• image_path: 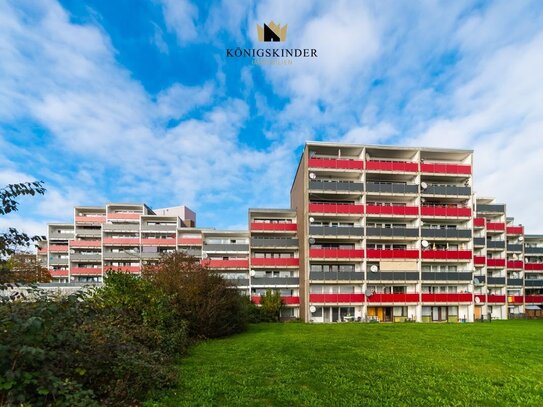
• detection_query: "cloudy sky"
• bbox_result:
[1,0,543,236]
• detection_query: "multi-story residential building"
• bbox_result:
[37,142,542,322]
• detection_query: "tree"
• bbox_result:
[260,289,284,322]
[0,252,51,284]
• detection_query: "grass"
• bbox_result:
[147,321,543,406]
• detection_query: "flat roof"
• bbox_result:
[305,141,473,154]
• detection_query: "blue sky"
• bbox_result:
[1,0,543,235]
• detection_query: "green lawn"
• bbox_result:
[147,321,543,406]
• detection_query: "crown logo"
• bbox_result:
[257,22,287,42]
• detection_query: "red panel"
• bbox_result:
[309,249,364,259]
[367,293,419,303]
[508,295,524,304]
[38,248,47,254]
[487,295,506,303]
[203,259,249,268]
[103,238,140,245]
[251,258,299,267]
[48,245,69,252]
[421,293,473,302]
[421,206,471,217]
[141,238,176,246]
[487,258,506,267]
[525,295,543,304]
[70,267,102,275]
[308,158,364,170]
[420,163,471,174]
[69,240,101,247]
[177,238,203,245]
[366,249,419,259]
[250,223,297,231]
[309,293,365,303]
[474,294,486,303]
[309,203,364,214]
[506,226,524,235]
[50,270,69,277]
[487,222,505,231]
[108,213,141,220]
[525,263,543,271]
[251,296,301,305]
[422,250,472,260]
[474,256,486,265]
[474,218,486,227]
[507,261,524,269]
[75,216,105,223]
[365,160,418,172]
[366,205,419,216]
[104,266,141,273]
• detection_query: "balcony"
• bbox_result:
[108,213,141,220]
[473,218,486,227]
[75,215,105,223]
[69,240,101,248]
[507,261,524,269]
[177,238,203,245]
[487,258,506,268]
[309,225,364,237]
[506,226,524,235]
[309,249,364,259]
[422,185,471,196]
[70,253,101,262]
[308,158,363,170]
[421,272,473,281]
[104,266,141,273]
[48,245,69,252]
[366,227,418,238]
[367,293,419,303]
[366,205,418,216]
[366,182,419,194]
[252,296,300,305]
[420,163,471,175]
[366,249,418,259]
[251,258,300,267]
[309,180,364,192]
[487,277,506,285]
[103,252,139,260]
[251,277,300,286]
[103,238,140,245]
[525,263,543,271]
[477,204,505,213]
[487,222,505,231]
[49,270,69,277]
[420,206,471,217]
[486,295,506,303]
[250,223,297,232]
[487,240,505,249]
[421,229,472,239]
[103,223,139,232]
[70,267,102,276]
[309,203,364,215]
[366,271,419,281]
[473,237,486,246]
[507,278,523,286]
[309,271,364,281]
[202,259,249,269]
[250,238,299,248]
[525,247,543,254]
[508,295,524,304]
[204,243,249,252]
[474,256,486,266]
[421,250,472,260]
[525,295,543,303]
[507,244,523,252]
[309,293,365,303]
[421,293,473,302]
[140,238,176,246]
[525,280,543,287]
[365,160,418,172]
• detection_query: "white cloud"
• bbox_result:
[158,0,198,44]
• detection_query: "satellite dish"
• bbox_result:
[249,270,256,277]
[370,265,379,273]
[310,151,316,158]
[475,297,481,304]
[421,240,429,248]
[513,254,518,260]
[420,182,428,190]
[309,217,315,223]
[310,305,317,313]
[365,153,371,161]
[473,278,480,285]
[467,287,473,293]
[309,238,316,245]
[519,236,524,241]
[309,172,316,180]
[202,253,208,259]
[421,198,426,203]
[365,289,373,297]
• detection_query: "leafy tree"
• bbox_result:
[260,289,284,322]
[0,253,51,284]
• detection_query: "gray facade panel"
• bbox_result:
[251,277,300,285]
[477,204,505,213]
[309,226,364,237]
[49,258,69,265]
[250,238,299,247]
[309,271,365,281]
[70,254,101,262]
[141,224,177,232]
[49,233,74,240]
[525,247,543,254]
[424,185,471,196]
[487,277,506,285]
[524,280,543,287]
[474,237,486,246]
[487,240,506,249]
[421,272,473,281]
[366,227,419,238]
[507,279,523,286]
[309,180,364,192]
[507,244,523,252]
[367,271,419,281]
[204,244,249,252]
[421,229,472,239]
[103,224,139,231]
[366,183,418,194]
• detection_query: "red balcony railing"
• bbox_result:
[250,223,297,231]
[107,213,141,220]
[525,295,543,304]
[474,294,485,303]
[367,293,419,303]
[140,238,176,246]
[309,203,364,214]
[474,218,486,227]
[365,160,418,172]
[508,296,524,304]
[251,296,300,305]
[69,240,101,248]
[506,226,524,235]
[103,238,140,245]
[75,215,105,223]
[202,259,249,268]
[309,249,364,259]
[366,249,419,259]
[70,267,102,275]
[104,266,141,273]
[177,238,203,245]
[308,158,364,170]
[48,245,69,252]
[309,293,365,303]
[421,293,473,302]
[474,256,486,265]
[487,295,506,303]
[49,270,69,277]
[487,222,505,231]
[251,258,299,267]
[507,261,524,269]
[420,163,471,175]
[525,263,543,271]
[420,206,471,217]
[487,258,506,267]
[366,205,419,216]
[422,250,472,260]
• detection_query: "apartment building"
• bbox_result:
[37,142,542,322]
